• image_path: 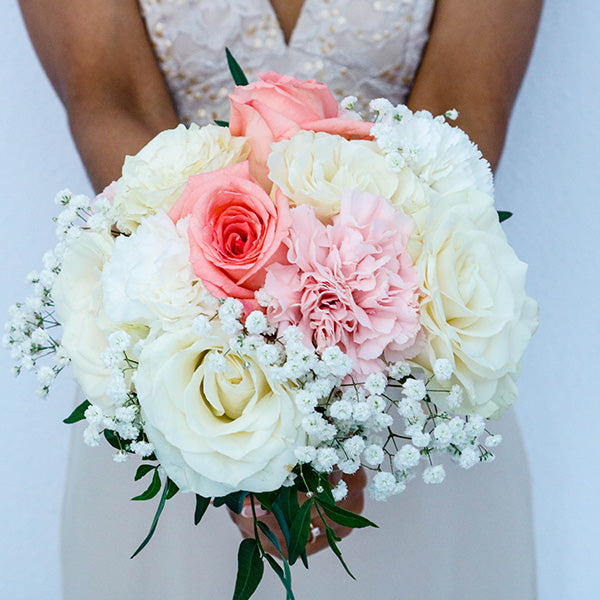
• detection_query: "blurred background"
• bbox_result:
[1,1,599,598]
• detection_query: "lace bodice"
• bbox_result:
[139,0,435,124]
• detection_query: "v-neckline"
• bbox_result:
[265,0,308,47]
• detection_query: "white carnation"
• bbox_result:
[113,124,249,233]
[102,212,212,331]
[267,131,399,219]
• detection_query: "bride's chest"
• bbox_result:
[139,0,435,123]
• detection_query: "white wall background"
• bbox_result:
[1,1,598,598]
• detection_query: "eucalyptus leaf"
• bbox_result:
[232,538,264,600]
[134,464,156,481]
[130,477,169,558]
[63,399,91,424]
[131,468,161,501]
[194,495,211,525]
[225,47,249,86]
[498,210,513,223]
[214,120,229,128]
[287,499,312,566]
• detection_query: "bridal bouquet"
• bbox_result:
[4,53,538,599]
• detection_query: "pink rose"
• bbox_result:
[169,161,291,304]
[263,190,422,376]
[229,72,373,190]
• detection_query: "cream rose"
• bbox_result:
[267,130,398,219]
[135,325,305,497]
[114,124,249,233]
[412,194,539,418]
[102,212,215,332]
[51,230,119,413]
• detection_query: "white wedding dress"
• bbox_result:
[62,1,537,598]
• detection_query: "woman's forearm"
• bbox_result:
[408,0,543,170]
[68,98,179,193]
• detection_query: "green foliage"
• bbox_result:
[214,490,248,514]
[130,477,172,559]
[131,468,161,501]
[214,120,230,127]
[232,539,264,600]
[62,399,90,424]
[194,494,211,525]
[134,464,156,481]
[498,210,513,223]
[225,48,249,86]
[287,498,313,566]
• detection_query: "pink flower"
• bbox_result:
[229,72,373,190]
[263,190,422,376]
[169,161,291,305]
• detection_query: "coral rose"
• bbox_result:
[263,190,422,376]
[169,161,291,305]
[229,72,373,190]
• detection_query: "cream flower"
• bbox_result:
[412,194,539,417]
[372,103,494,197]
[135,325,305,497]
[102,212,215,332]
[51,230,119,413]
[114,124,249,233]
[267,130,399,219]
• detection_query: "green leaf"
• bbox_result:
[264,554,295,600]
[214,491,248,514]
[256,521,295,598]
[214,120,230,128]
[103,429,123,450]
[134,464,156,481]
[194,495,211,525]
[287,498,312,566]
[316,498,378,529]
[255,490,278,512]
[166,479,179,500]
[131,468,161,501]
[225,47,249,86]
[270,502,290,549]
[232,538,264,600]
[498,210,513,223]
[63,400,91,424]
[325,527,356,580]
[130,477,169,558]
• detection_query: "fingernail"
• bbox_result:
[240,503,269,518]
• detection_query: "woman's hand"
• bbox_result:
[228,468,367,558]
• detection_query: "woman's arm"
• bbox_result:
[408,0,543,170]
[19,0,179,192]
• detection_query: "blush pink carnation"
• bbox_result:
[263,190,423,376]
[169,161,291,306]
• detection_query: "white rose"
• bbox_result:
[136,325,305,497]
[51,230,119,412]
[412,194,539,417]
[102,212,214,332]
[267,130,399,219]
[114,123,249,233]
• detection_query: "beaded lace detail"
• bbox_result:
[139,0,435,124]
